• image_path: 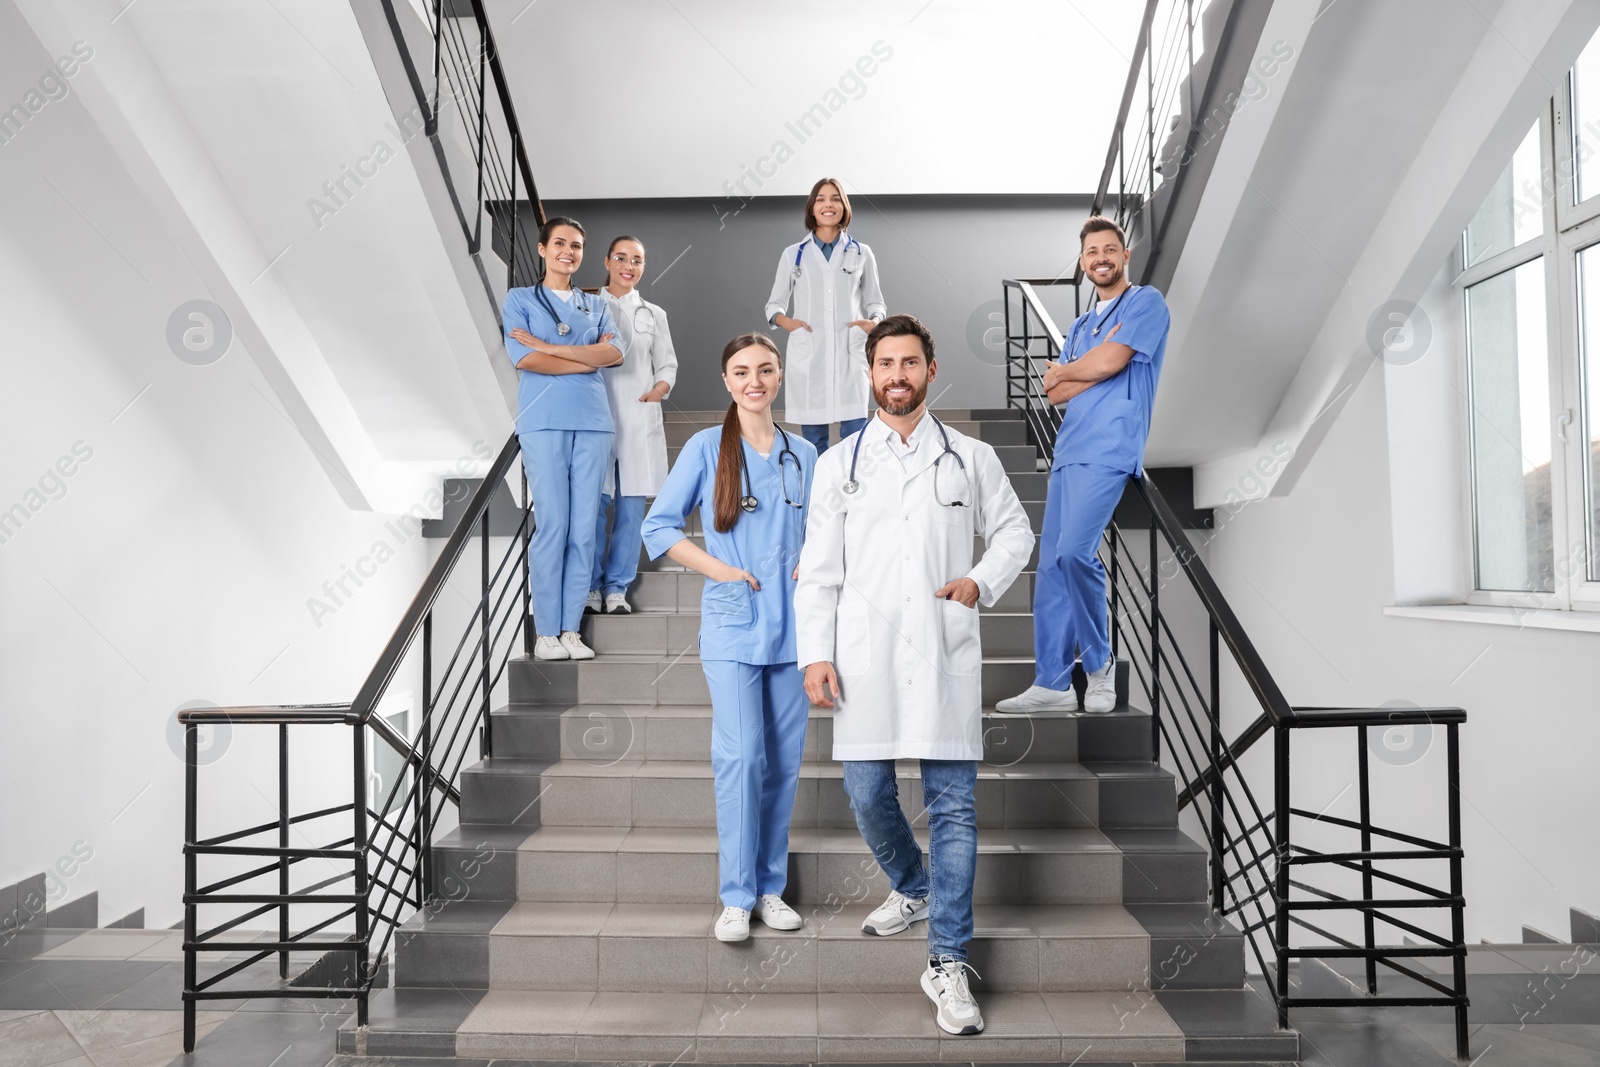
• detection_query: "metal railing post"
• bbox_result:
[1209,620,1223,909]
[418,610,434,901]
[470,22,488,254]
[426,0,443,137]
[522,461,532,657]
[1358,725,1376,994]
[1448,723,1469,1060]
[1149,521,1161,763]
[352,722,371,1025]
[1274,725,1291,1030]
[278,723,289,979]
[481,508,493,758]
[183,724,198,1052]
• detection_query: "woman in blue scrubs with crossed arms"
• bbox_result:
[503,216,625,661]
[643,332,817,943]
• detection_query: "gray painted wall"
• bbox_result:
[535,194,1095,413]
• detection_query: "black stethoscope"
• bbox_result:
[1082,285,1136,343]
[740,426,804,513]
[535,283,596,336]
[791,234,863,279]
[842,414,970,507]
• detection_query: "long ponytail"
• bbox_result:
[713,332,782,534]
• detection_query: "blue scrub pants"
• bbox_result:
[703,659,809,910]
[518,429,611,636]
[843,759,978,961]
[799,417,868,454]
[591,488,646,598]
[1033,462,1128,689]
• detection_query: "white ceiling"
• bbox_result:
[484,0,1146,198]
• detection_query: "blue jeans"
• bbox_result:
[799,417,869,453]
[842,759,977,961]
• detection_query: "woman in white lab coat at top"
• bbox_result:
[765,177,887,454]
[589,235,679,615]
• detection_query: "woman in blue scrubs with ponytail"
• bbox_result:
[504,216,625,661]
[642,332,817,944]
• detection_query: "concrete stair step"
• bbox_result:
[582,608,1036,656]
[512,825,1207,906]
[489,699,1151,767]
[532,758,1175,832]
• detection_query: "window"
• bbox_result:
[1455,42,1600,612]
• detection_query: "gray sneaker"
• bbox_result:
[862,889,929,936]
[921,956,984,1035]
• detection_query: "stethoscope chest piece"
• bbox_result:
[842,479,859,495]
[740,495,758,513]
[556,322,571,336]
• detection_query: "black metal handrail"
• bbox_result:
[180,432,533,1050]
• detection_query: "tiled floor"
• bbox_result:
[1,927,1598,1065]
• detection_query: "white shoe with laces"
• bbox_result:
[754,894,802,930]
[714,906,750,942]
[921,955,984,1035]
[995,684,1079,713]
[585,589,602,614]
[1083,660,1117,713]
[533,635,568,661]
[559,631,596,661]
[604,593,632,614]
[861,889,929,936]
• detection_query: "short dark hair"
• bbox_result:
[865,314,935,364]
[804,177,853,232]
[1079,215,1126,249]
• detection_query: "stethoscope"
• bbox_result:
[1079,284,1137,345]
[740,426,805,513]
[790,234,863,279]
[534,282,596,336]
[842,414,971,507]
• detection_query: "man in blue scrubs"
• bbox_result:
[997,216,1170,714]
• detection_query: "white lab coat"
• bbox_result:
[764,234,887,425]
[598,288,678,497]
[795,414,1035,761]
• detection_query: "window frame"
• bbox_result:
[1454,96,1600,612]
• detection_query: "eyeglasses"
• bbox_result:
[608,253,646,267]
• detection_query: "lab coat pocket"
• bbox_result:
[702,580,754,630]
[847,322,868,363]
[937,598,981,677]
[835,598,871,677]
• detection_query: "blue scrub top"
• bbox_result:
[1051,285,1171,475]
[642,427,818,664]
[503,285,625,434]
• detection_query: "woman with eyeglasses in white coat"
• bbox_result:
[764,177,887,453]
[587,235,679,615]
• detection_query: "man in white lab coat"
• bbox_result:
[796,314,1034,1037]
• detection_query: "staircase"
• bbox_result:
[340,408,1298,1063]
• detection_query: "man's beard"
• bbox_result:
[1087,260,1125,291]
[875,377,927,416]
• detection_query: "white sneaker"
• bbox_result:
[604,593,632,614]
[1083,660,1117,713]
[861,889,929,936]
[921,956,984,1035]
[533,635,568,661]
[714,906,750,942]
[754,894,802,930]
[558,631,595,661]
[995,684,1079,713]
[585,589,602,614]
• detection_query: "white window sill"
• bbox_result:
[1384,603,1600,633]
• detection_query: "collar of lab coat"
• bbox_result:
[871,410,943,478]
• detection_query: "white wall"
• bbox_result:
[1205,358,1600,945]
[0,7,457,928]
[487,0,1147,198]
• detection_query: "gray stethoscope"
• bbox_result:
[791,234,863,279]
[740,427,805,513]
[535,282,596,336]
[842,414,971,507]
